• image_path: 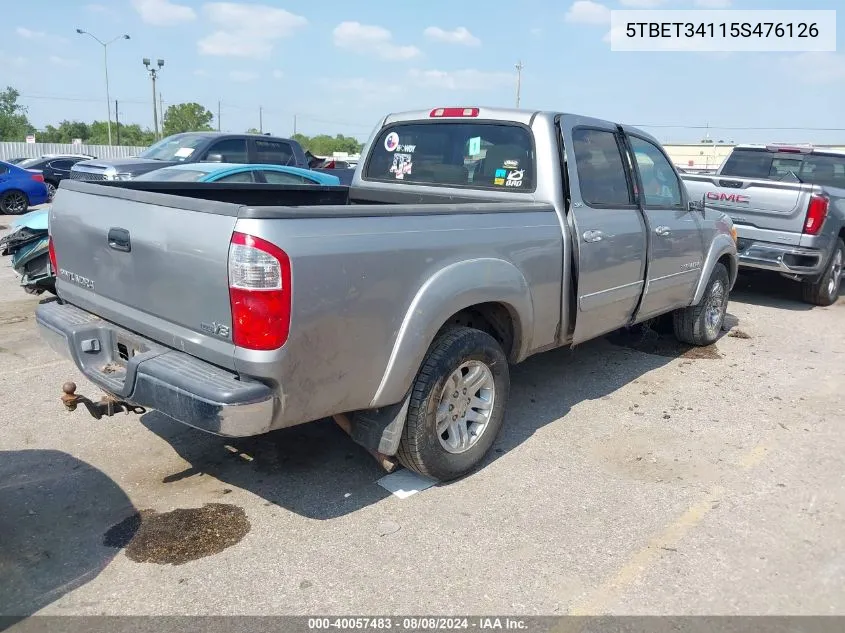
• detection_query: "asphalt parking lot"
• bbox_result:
[1,212,843,618]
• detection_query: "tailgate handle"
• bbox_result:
[108,228,131,253]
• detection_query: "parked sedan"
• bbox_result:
[0,160,49,214]
[15,155,96,200]
[134,162,342,185]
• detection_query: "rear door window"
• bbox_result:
[261,170,310,184]
[214,171,256,183]
[255,140,295,165]
[364,122,534,191]
[571,128,634,207]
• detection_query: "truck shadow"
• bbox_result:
[0,449,138,620]
[141,323,720,520]
[140,412,392,521]
[728,271,831,311]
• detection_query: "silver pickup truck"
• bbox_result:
[683,144,845,306]
[37,107,738,481]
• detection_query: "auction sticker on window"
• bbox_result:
[384,132,400,152]
[610,9,836,51]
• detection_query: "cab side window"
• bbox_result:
[572,128,634,207]
[628,136,683,208]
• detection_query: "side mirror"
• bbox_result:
[688,199,705,213]
[204,153,224,163]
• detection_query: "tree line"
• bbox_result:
[0,86,362,155]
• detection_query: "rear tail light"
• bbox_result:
[228,232,292,350]
[48,235,58,272]
[429,107,479,118]
[803,195,829,235]
[31,172,45,182]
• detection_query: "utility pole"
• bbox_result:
[259,107,263,134]
[75,29,130,145]
[293,114,297,136]
[217,100,221,132]
[515,60,524,109]
[143,58,164,140]
[115,99,120,145]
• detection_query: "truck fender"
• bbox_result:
[369,257,534,409]
[692,234,738,305]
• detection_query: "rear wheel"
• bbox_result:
[0,190,29,215]
[45,181,58,202]
[673,263,730,346]
[397,326,509,481]
[801,238,844,307]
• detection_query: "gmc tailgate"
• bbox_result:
[682,174,815,246]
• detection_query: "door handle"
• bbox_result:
[583,230,606,243]
[107,227,131,252]
[654,226,672,237]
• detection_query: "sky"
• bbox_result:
[3,0,844,144]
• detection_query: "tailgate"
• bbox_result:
[49,182,239,371]
[684,175,814,244]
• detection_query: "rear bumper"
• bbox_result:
[36,299,276,437]
[735,238,825,276]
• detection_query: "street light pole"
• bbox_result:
[515,60,524,109]
[76,29,130,145]
[143,58,165,140]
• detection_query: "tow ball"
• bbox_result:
[61,382,147,420]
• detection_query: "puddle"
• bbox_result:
[103,503,250,565]
[607,326,721,360]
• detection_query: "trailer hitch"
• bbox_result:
[61,382,146,420]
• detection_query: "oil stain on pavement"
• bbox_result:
[103,503,250,565]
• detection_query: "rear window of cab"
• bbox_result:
[363,122,535,192]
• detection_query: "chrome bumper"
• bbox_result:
[735,239,825,276]
[36,299,276,437]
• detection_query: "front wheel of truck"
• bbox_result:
[397,326,510,482]
[673,262,730,347]
[801,238,844,307]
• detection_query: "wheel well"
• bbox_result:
[718,253,737,285]
[441,303,517,359]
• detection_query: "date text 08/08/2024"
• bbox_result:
[307,617,528,630]
[624,22,820,39]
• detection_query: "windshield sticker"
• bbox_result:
[503,159,519,169]
[468,136,482,157]
[175,147,195,158]
[397,144,416,153]
[494,168,506,186]
[506,169,525,187]
[384,132,400,152]
[389,153,413,179]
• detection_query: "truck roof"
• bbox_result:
[379,106,661,145]
[733,143,845,157]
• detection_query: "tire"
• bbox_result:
[673,263,730,346]
[45,181,58,202]
[801,238,844,307]
[397,326,510,482]
[0,190,29,215]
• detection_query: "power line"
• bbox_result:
[634,124,845,131]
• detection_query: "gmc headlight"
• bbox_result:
[113,173,134,181]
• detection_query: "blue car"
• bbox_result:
[134,162,342,185]
[0,160,50,214]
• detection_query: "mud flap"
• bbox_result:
[348,390,412,456]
